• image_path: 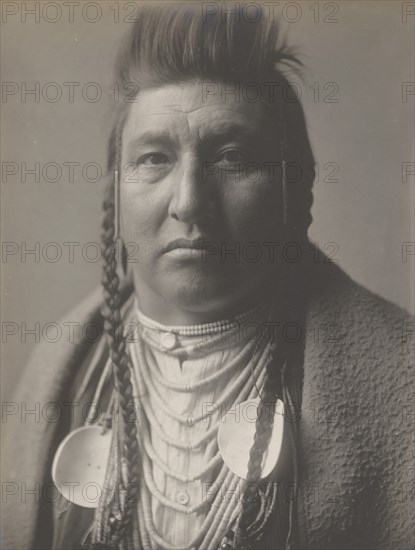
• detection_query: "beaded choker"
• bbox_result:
[135,298,260,336]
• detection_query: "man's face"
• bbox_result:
[121,80,282,318]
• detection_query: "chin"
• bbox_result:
[161,272,254,316]
[167,277,224,310]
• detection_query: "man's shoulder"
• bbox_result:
[307,255,413,340]
[14,286,105,402]
[304,257,414,402]
[14,281,135,402]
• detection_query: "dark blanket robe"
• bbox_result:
[2,256,414,550]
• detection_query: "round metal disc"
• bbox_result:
[51,425,112,508]
[218,397,284,480]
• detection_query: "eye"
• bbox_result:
[137,152,171,167]
[216,149,245,164]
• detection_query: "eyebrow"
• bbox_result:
[126,131,174,150]
[125,122,263,154]
[202,122,262,145]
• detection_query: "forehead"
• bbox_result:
[122,80,270,143]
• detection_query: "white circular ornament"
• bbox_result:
[218,397,284,480]
[51,425,112,508]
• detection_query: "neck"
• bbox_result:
[133,278,276,326]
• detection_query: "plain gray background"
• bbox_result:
[1,0,414,400]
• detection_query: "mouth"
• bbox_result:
[163,237,209,254]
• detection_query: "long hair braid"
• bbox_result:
[233,265,289,548]
[99,140,140,547]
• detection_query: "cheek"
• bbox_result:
[120,190,157,248]
[221,179,280,239]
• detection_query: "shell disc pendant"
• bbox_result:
[218,397,284,480]
[52,425,112,508]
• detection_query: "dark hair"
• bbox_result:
[101,2,314,547]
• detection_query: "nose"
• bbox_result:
[168,156,210,224]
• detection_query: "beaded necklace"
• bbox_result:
[126,304,274,549]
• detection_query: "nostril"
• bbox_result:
[169,195,206,224]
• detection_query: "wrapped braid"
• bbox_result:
[100,190,140,547]
[233,338,285,548]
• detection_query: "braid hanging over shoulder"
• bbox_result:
[95,142,140,548]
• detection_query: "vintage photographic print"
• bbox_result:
[1,1,414,549]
